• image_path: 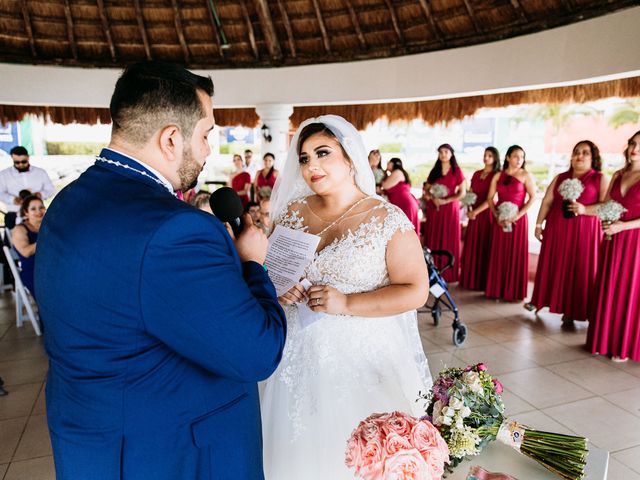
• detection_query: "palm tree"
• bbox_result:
[608,99,640,129]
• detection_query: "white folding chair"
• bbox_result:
[2,245,41,336]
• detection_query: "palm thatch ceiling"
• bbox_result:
[1,0,638,69]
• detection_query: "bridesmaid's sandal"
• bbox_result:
[611,356,629,363]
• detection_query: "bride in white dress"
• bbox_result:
[261,115,432,479]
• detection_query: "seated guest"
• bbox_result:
[244,201,261,226]
[191,190,212,214]
[12,195,46,299]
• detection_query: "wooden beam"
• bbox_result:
[170,0,190,64]
[254,0,282,60]
[133,0,152,60]
[509,0,528,23]
[239,0,259,59]
[310,0,331,53]
[276,0,296,57]
[63,0,78,60]
[20,0,37,58]
[383,0,404,45]
[416,0,444,45]
[344,0,366,50]
[96,0,117,62]
[461,0,482,33]
[204,0,225,58]
[560,0,574,13]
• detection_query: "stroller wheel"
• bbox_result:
[431,306,441,326]
[452,323,468,346]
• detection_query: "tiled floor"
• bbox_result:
[1,285,640,479]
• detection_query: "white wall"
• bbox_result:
[1,7,639,108]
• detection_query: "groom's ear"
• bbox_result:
[158,125,183,164]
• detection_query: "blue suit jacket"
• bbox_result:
[35,149,286,480]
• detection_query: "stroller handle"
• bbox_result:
[425,248,455,274]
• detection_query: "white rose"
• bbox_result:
[455,416,464,429]
[441,415,452,426]
[462,371,480,386]
[449,396,464,410]
[469,381,484,394]
[460,406,471,418]
[442,406,455,417]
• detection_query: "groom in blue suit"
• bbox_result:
[35,62,287,479]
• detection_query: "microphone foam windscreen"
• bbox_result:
[209,187,244,223]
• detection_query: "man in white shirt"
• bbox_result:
[0,146,55,213]
[243,148,260,181]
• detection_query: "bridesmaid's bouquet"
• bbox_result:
[422,363,588,480]
[558,178,585,219]
[258,186,273,199]
[596,200,627,240]
[345,411,450,480]
[430,184,449,199]
[497,202,519,232]
[461,191,478,210]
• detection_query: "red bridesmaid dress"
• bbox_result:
[485,173,528,301]
[424,167,465,282]
[587,174,640,361]
[231,171,251,207]
[460,170,495,290]
[530,169,603,320]
[385,182,420,235]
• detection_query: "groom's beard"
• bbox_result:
[178,145,203,192]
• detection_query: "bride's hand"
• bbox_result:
[278,284,307,305]
[307,285,347,315]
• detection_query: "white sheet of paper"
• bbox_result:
[265,225,321,297]
[430,283,446,298]
[297,278,323,329]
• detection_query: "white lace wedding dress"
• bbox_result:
[261,195,432,480]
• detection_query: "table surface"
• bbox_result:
[446,441,608,480]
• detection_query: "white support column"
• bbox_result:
[255,103,293,169]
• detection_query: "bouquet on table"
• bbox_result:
[345,411,450,480]
[430,184,449,211]
[461,192,478,211]
[496,202,519,232]
[558,178,585,219]
[596,200,627,240]
[422,363,588,480]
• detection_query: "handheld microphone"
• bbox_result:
[209,187,245,237]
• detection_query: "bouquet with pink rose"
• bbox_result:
[423,363,588,480]
[346,411,449,480]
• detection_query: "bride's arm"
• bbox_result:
[307,230,429,316]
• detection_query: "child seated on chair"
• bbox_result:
[12,195,46,300]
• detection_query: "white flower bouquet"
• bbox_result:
[497,202,519,232]
[461,191,478,209]
[596,200,627,240]
[429,184,449,211]
[558,178,585,219]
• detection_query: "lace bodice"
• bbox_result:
[275,196,414,294]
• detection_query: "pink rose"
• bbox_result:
[477,363,487,371]
[357,438,386,480]
[361,419,383,442]
[381,411,415,437]
[411,421,449,477]
[383,449,433,480]
[384,431,413,456]
[345,434,366,468]
[492,378,504,394]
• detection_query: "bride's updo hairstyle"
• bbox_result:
[296,122,351,162]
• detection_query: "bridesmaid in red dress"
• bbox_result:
[485,145,536,301]
[526,141,608,323]
[229,154,251,206]
[255,152,279,201]
[588,130,640,362]
[460,147,501,290]
[382,157,420,234]
[423,144,466,282]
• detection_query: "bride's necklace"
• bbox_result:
[313,196,369,236]
[95,156,172,193]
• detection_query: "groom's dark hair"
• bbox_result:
[110,61,214,147]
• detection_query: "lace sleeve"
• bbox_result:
[379,202,415,244]
[275,197,308,232]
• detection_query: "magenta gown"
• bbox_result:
[385,181,420,235]
[587,174,640,361]
[424,167,465,282]
[530,169,603,320]
[460,170,495,290]
[485,173,528,301]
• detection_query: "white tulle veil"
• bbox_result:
[270,115,376,221]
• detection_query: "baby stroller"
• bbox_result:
[422,247,468,346]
